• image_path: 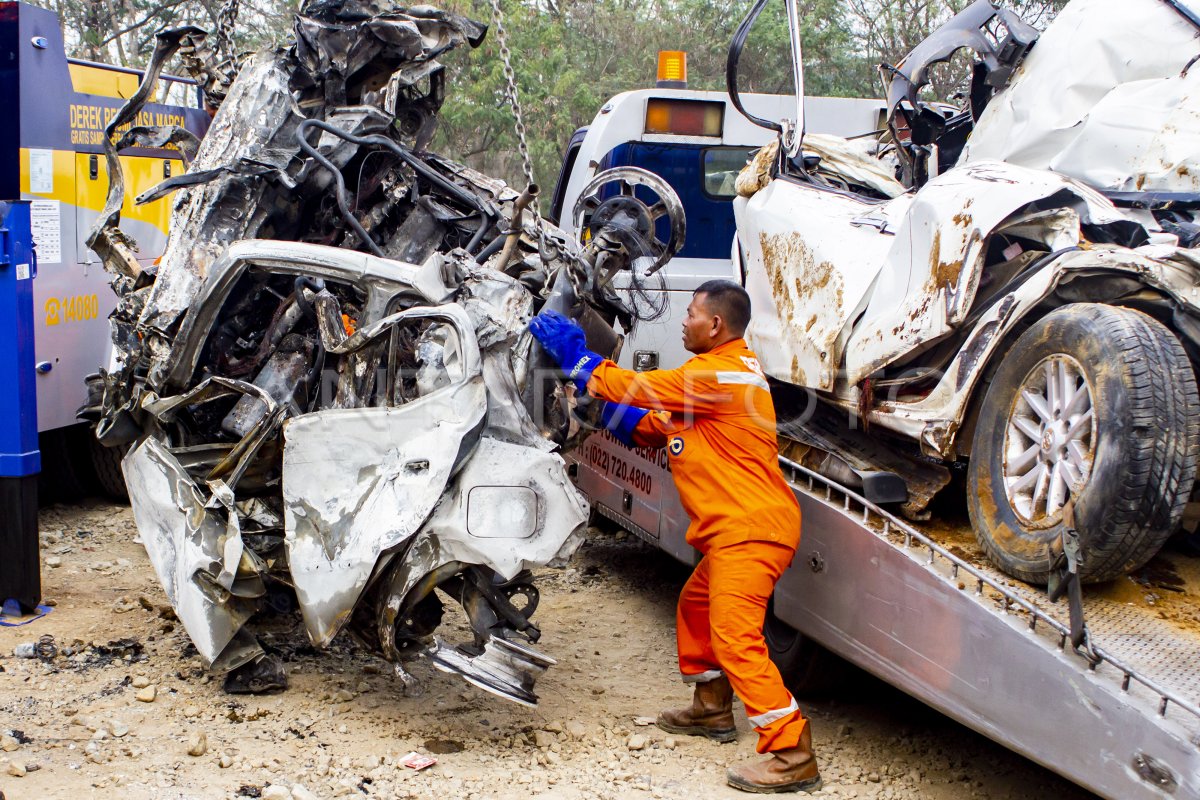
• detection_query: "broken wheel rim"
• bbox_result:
[1002,354,1097,528]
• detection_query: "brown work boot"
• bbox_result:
[656,674,738,743]
[726,722,821,794]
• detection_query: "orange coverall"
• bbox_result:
[586,338,806,753]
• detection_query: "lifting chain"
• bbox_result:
[487,0,548,258]
[214,0,241,65]
[488,0,610,307]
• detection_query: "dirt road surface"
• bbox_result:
[0,500,1097,800]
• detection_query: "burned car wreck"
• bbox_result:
[83,0,683,704]
[733,0,1200,585]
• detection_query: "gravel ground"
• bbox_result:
[0,499,1098,800]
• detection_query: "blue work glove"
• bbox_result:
[529,309,603,392]
[600,402,650,448]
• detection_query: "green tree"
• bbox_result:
[26,0,1073,189]
[433,0,866,187]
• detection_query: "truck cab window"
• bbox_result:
[702,147,754,199]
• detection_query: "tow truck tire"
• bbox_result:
[764,599,844,696]
[88,436,129,502]
[968,303,1200,584]
[37,426,93,504]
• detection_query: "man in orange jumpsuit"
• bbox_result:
[530,280,819,794]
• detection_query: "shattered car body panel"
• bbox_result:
[125,7,488,349]
[281,304,487,647]
[87,0,682,704]
[741,159,1131,394]
[125,436,263,664]
[842,161,1133,386]
[882,0,1038,186]
[884,0,1038,117]
[733,0,1200,569]
[739,180,903,391]
[963,0,1200,196]
[156,240,459,391]
[860,243,1200,454]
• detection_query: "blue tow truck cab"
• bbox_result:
[550,83,884,562]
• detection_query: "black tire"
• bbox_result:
[88,434,130,502]
[36,426,94,504]
[764,599,846,696]
[967,303,1200,584]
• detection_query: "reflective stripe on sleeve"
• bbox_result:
[715,371,769,390]
[748,695,799,728]
[681,669,724,683]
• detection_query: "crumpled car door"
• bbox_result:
[124,436,265,666]
[282,305,486,646]
[842,161,1130,385]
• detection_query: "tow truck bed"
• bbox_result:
[771,459,1200,800]
[571,443,1200,798]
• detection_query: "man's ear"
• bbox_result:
[710,314,724,337]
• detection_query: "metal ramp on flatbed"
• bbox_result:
[771,458,1200,800]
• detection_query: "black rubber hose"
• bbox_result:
[293,276,325,319]
[726,0,783,132]
[296,121,385,257]
[473,231,505,263]
[304,342,326,412]
[296,118,500,256]
[465,217,491,254]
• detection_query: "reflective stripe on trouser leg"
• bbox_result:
[748,695,799,728]
[676,553,721,680]
[705,540,808,753]
[752,702,807,754]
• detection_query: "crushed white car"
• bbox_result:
[734,0,1200,584]
[82,0,683,703]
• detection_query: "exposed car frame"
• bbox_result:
[83,0,685,704]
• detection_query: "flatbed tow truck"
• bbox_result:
[557,4,1200,797]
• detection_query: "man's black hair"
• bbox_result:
[694,279,751,336]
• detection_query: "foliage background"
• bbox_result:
[33,0,1067,186]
